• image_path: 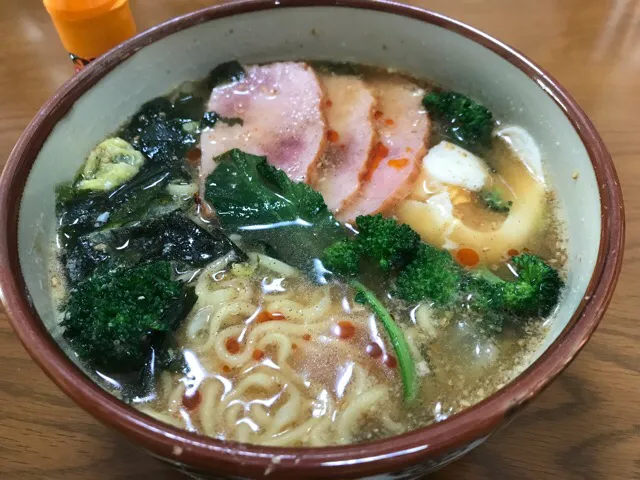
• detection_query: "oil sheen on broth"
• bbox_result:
[51,60,566,447]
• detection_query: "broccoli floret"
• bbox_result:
[462,253,563,324]
[61,261,195,373]
[461,270,507,333]
[75,138,145,192]
[504,253,563,317]
[355,214,420,271]
[479,189,512,213]
[423,91,494,153]
[395,244,462,306]
[463,272,504,313]
[322,239,361,275]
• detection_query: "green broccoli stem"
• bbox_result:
[350,280,418,403]
[472,268,503,284]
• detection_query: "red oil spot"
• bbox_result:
[302,334,312,341]
[182,390,201,410]
[456,248,480,267]
[384,118,395,126]
[186,147,202,166]
[384,355,398,368]
[256,311,286,323]
[334,320,356,340]
[387,158,409,169]
[508,248,519,257]
[374,110,384,120]
[292,343,298,350]
[326,99,333,108]
[222,365,231,373]
[366,343,383,358]
[327,129,340,143]
[364,142,390,181]
[225,337,241,354]
[252,349,264,361]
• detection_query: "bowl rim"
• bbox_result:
[0,0,625,477]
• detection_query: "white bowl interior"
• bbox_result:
[18,6,599,373]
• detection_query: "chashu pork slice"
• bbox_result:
[200,62,327,187]
[336,77,430,223]
[313,74,378,213]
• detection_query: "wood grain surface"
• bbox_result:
[0,0,638,478]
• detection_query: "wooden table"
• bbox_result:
[1,0,638,478]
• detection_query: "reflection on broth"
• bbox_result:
[50,60,566,447]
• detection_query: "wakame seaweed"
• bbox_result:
[64,210,246,284]
[200,111,244,129]
[55,162,183,250]
[311,61,364,76]
[118,96,202,165]
[206,60,245,90]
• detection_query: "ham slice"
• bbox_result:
[200,62,326,186]
[336,77,430,223]
[313,74,377,212]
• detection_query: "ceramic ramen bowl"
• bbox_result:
[0,1,624,478]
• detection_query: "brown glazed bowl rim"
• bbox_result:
[0,0,624,478]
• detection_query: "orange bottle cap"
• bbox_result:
[43,0,128,21]
[43,0,136,62]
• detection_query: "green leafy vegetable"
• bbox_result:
[61,261,196,372]
[423,90,494,153]
[351,280,417,402]
[204,149,346,274]
[479,189,512,213]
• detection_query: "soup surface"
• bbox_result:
[50,61,566,446]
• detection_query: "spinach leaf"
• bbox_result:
[204,149,346,276]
